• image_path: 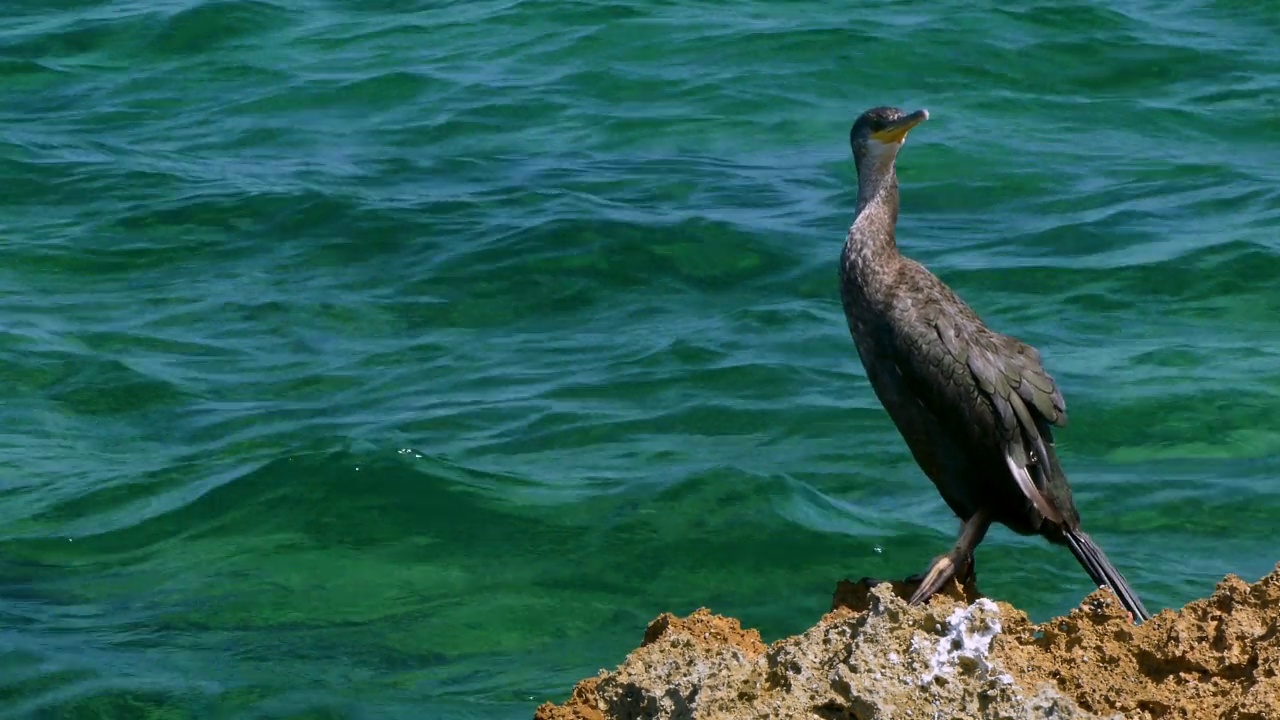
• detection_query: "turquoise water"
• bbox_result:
[3,0,1280,717]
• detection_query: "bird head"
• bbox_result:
[849,106,929,175]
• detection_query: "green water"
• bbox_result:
[3,0,1280,717]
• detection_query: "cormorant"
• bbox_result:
[838,105,1152,622]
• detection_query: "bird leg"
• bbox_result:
[957,551,978,586]
[908,510,992,606]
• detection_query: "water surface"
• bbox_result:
[3,1,1280,718]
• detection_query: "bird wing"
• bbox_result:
[886,300,1069,527]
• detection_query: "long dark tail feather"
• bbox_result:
[1063,528,1152,623]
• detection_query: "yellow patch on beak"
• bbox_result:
[871,109,929,144]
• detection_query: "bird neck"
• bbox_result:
[844,163,901,272]
[856,161,899,218]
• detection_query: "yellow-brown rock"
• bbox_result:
[535,563,1280,720]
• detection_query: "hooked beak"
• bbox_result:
[872,109,929,144]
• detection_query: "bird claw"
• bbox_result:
[907,552,979,606]
[909,555,957,606]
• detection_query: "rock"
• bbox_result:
[534,562,1280,720]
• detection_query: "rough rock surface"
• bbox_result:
[535,563,1280,720]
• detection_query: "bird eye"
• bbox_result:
[869,119,886,132]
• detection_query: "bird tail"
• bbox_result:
[1063,528,1152,622]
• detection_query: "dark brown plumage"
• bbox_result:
[838,105,1152,622]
